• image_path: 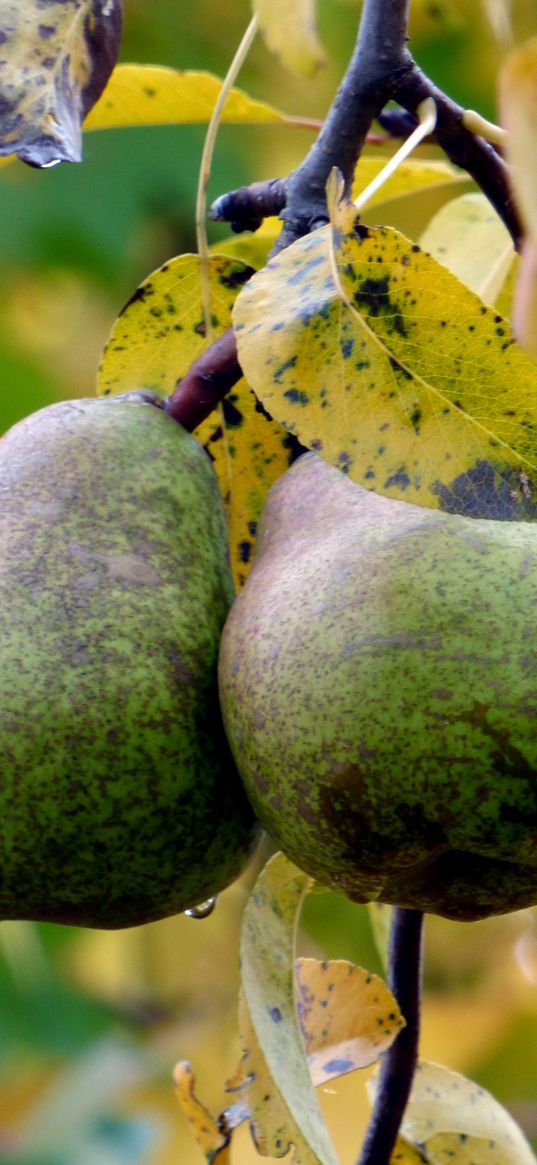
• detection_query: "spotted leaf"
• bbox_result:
[296,957,403,1085]
[376,1061,537,1164]
[233,187,537,519]
[97,253,292,588]
[232,852,338,1163]
[0,0,122,166]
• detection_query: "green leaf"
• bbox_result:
[84,63,305,131]
[233,189,537,519]
[97,252,292,589]
[380,1061,537,1164]
[0,0,122,166]
[253,0,325,77]
[296,957,404,1085]
[367,903,392,974]
[235,852,338,1164]
[420,193,515,304]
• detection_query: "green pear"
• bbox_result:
[0,391,258,928]
[219,453,537,921]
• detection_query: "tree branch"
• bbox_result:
[275,0,412,253]
[166,0,521,431]
[357,908,424,1165]
[393,62,521,248]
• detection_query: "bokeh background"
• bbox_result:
[1,2,537,1162]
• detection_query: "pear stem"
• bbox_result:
[356,907,424,1165]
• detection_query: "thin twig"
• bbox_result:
[196,13,259,339]
[275,0,412,252]
[394,62,521,248]
[357,909,424,1165]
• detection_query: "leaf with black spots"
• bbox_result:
[0,0,122,166]
[97,253,292,588]
[233,178,537,520]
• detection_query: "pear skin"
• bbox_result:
[0,392,258,928]
[219,453,537,921]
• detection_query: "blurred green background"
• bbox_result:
[1,2,537,1162]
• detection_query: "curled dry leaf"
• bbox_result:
[174,1061,232,1163]
[296,957,404,1085]
[0,0,122,166]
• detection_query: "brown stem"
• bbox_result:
[164,328,240,430]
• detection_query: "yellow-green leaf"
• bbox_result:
[382,1061,537,1165]
[419,193,515,304]
[296,958,403,1085]
[0,0,121,166]
[353,156,466,212]
[367,903,392,974]
[253,0,325,77]
[233,197,537,519]
[98,252,292,589]
[236,852,338,1164]
[214,219,281,270]
[85,63,301,131]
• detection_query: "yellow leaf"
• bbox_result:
[377,1061,537,1165]
[85,63,299,131]
[195,383,299,590]
[390,1140,427,1164]
[419,193,515,305]
[0,0,121,166]
[233,200,537,519]
[235,853,338,1164]
[296,957,404,1085]
[98,252,292,589]
[98,253,249,399]
[253,0,325,77]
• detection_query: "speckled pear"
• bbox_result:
[0,392,258,928]
[219,453,537,921]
